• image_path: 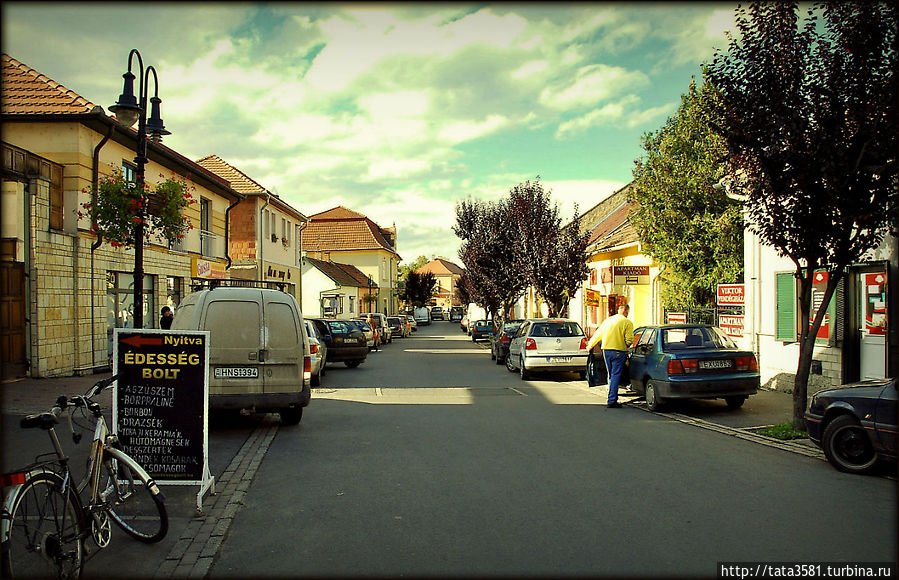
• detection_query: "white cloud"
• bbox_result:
[512,60,548,79]
[438,115,507,144]
[540,64,649,110]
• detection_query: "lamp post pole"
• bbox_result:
[368,276,374,311]
[109,49,170,329]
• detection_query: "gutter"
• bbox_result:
[224,198,241,270]
[258,193,271,281]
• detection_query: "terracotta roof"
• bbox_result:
[303,207,398,256]
[305,257,375,288]
[196,154,269,195]
[2,54,97,115]
[417,258,464,276]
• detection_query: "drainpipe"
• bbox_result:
[297,215,309,307]
[224,199,241,270]
[23,179,34,376]
[89,123,115,371]
[258,194,271,281]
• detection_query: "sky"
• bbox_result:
[2,2,738,265]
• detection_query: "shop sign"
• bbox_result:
[667,312,687,324]
[612,265,650,285]
[810,271,831,340]
[863,272,887,335]
[585,288,600,307]
[717,284,745,306]
[192,258,226,279]
[719,314,744,338]
[266,265,292,282]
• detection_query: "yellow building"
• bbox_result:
[416,257,464,309]
[1,54,243,377]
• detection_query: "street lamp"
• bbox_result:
[109,49,171,329]
[367,275,374,311]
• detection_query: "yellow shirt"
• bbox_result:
[587,313,634,352]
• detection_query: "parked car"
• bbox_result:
[172,284,310,425]
[627,324,759,411]
[460,316,469,333]
[491,319,525,365]
[470,320,492,342]
[430,306,444,321]
[310,318,368,367]
[506,319,589,380]
[304,319,327,386]
[349,318,375,350]
[414,307,430,326]
[449,306,464,321]
[805,377,896,474]
[387,316,407,338]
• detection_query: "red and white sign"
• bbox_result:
[717,284,745,307]
[667,312,687,324]
[719,314,744,338]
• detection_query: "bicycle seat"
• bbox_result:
[20,412,60,430]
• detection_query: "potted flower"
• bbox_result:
[79,167,194,247]
[271,233,278,243]
[281,235,289,247]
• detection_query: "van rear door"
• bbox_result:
[262,292,305,394]
[204,290,265,397]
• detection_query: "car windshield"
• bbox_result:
[661,326,736,350]
[327,320,355,335]
[502,322,523,334]
[530,321,583,337]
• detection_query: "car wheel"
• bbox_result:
[495,353,504,365]
[345,360,362,368]
[280,406,303,425]
[725,395,746,409]
[822,414,879,474]
[506,354,516,373]
[645,381,664,412]
[519,356,530,380]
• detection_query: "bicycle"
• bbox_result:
[1,374,168,578]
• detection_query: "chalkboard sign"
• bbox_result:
[113,329,210,483]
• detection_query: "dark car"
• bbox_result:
[430,306,444,321]
[490,319,524,365]
[387,316,406,338]
[470,320,493,342]
[627,324,759,411]
[309,318,368,367]
[449,306,464,321]
[805,377,896,474]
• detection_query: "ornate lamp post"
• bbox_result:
[367,275,374,311]
[109,49,171,329]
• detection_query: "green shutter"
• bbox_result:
[776,272,796,342]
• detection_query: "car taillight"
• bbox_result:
[668,358,698,375]
[579,337,588,350]
[304,356,312,375]
[735,355,758,371]
[501,335,511,344]
[310,344,319,355]
[525,338,537,350]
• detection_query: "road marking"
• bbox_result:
[507,387,528,397]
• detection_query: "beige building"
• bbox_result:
[1,54,243,378]
[416,257,464,309]
[196,154,308,300]
[302,207,401,315]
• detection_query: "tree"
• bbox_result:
[454,270,473,308]
[707,1,897,428]
[399,255,429,281]
[453,198,527,322]
[508,179,589,317]
[629,75,744,311]
[402,271,437,307]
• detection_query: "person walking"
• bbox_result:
[586,303,634,408]
[368,315,380,351]
[159,306,174,329]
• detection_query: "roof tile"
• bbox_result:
[2,54,97,115]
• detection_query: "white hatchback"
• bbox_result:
[506,319,589,380]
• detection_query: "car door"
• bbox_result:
[874,380,897,454]
[262,292,305,394]
[508,321,530,363]
[627,327,655,389]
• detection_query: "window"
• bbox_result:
[776,270,840,345]
[200,198,211,232]
[775,272,797,342]
[121,161,136,183]
[262,209,269,239]
[349,296,355,313]
[48,163,64,231]
[166,276,182,309]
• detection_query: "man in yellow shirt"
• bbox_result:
[586,303,634,408]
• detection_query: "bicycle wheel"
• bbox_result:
[98,448,167,543]
[2,471,84,578]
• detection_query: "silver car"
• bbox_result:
[506,319,589,380]
[304,319,326,386]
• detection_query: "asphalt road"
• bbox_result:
[209,321,898,578]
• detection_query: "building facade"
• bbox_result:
[1,54,242,378]
[196,154,308,300]
[416,257,464,310]
[300,257,373,319]
[302,207,401,315]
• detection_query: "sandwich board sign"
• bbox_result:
[113,329,215,513]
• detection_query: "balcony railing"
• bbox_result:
[199,230,218,258]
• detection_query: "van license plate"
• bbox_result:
[214,367,259,379]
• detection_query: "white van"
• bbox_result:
[413,307,430,326]
[172,284,311,425]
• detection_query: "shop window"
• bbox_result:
[106,271,156,359]
[166,276,182,309]
[775,270,840,345]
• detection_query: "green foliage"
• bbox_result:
[629,76,743,311]
[402,271,437,307]
[80,167,194,248]
[399,255,429,281]
[757,422,807,440]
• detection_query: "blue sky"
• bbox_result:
[2,2,738,264]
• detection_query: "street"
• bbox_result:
[1,321,896,578]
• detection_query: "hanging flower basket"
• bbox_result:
[79,167,195,247]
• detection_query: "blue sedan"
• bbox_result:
[627,325,759,411]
